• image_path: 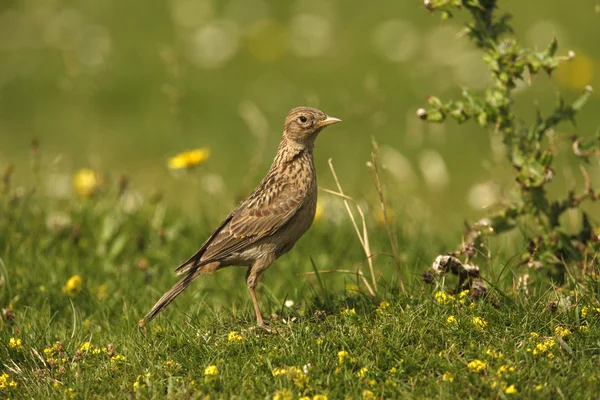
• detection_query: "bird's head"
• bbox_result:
[283,107,341,146]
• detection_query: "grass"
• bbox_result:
[1,162,600,400]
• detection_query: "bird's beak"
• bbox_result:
[319,116,342,128]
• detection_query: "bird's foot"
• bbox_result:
[257,320,273,333]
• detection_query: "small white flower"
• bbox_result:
[284,300,295,308]
[303,363,312,374]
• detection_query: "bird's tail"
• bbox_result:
[140,262,219,324]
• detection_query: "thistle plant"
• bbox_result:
[418,0,599,281]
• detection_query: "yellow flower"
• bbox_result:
[443,371,454,382]
[496,365,515,376]
[111,354,127,364]
[228,331,243,343]
[314,200,324,222]
[467,359,487,373]
[505,384,518,394]
[204,365,219,377]
[376,301,390,313]
[459,289,470,299]
[446,315,457,324]
[357,367,368,378]
[341,307,356,315]
[316,338,324,345]
[272,389,293,400]
[164,359,181,370]
[530,332,539,338]
[434,291,449,305]
[79,342,93,352]
[535,384,543,391]
[272,367,308,388]
[581,305,600,318]
[168,148,210,170]
[0,373,18,390]
[94,284,108,300]
[44,345,58,358]
[63,275,83,297]
[9,337,22,350]
[579,325,589,332]
[472,316,488,330]
[338,350,349,364]
[389,367,397,374]
[362,390,376,400]
[132,373,151,393]
[485,349,503,359]
[554,326,571,338]
[532,339,556,356]
[73,168,99,197]
[313,395,328,400]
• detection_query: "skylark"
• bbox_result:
[142,107,341,330]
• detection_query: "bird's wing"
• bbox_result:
[176,179,307,271]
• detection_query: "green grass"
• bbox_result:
[1,168,600,400]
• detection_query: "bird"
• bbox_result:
[141,107,341,330]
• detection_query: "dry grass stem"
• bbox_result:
[368,142,406,294]
[321,158,378,296]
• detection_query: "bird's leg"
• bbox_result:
[246,258,272,331]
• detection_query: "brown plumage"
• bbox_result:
[142,107,341,330]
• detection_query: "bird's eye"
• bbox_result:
[298,116,308,123]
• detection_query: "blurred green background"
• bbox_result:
[1,0,599,232]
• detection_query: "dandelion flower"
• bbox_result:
[168,148,210,170]
[63,275,83,297]
[357,367,368,378]
[467,359,487,373]
[446,315,457,324]
[73,169,99,197]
